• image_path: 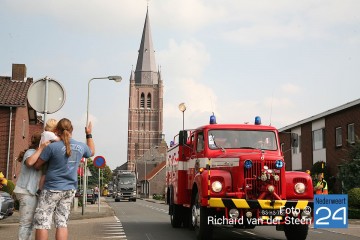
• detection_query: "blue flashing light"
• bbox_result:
[275,160,284,169]
[255,116,261,125]
[210,113,217,124]
[244,159,253,169]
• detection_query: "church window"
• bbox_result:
[140,93,145,108]
[147,93,152,109]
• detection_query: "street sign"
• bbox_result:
[93,156,106,169]
[27,77,66,113]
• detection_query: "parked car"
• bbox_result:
[86,189,96,204]
[0,191,14,220]
[75,189,83,198]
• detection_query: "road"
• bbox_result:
[0,198,358,240]
[109,198,360,240]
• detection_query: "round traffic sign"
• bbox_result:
[93,156,106,169]
[27,77,66,113]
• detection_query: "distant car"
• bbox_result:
[0,191,14,220]
[86,189,96,204]
[75,189,83,198]
[107,189,113,197]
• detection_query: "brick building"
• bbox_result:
[278,98,360,192]
[126,8,164,173]
[0,64,42,182]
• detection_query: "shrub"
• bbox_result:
[348,188,360,208]
[1,180,15,195]
[349,208,360,219]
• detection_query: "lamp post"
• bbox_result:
[179,103,186,131]
[82,75,122,215]
[179,103,186,144]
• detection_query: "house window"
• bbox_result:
[335,127,342,147]
[292,135,302,154]
[348,123,355,144]
[140,93,145,108]
[313,129,325,150]
[147,93,151,109]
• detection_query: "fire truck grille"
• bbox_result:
[244,160,282,199]
[120,188,134,191]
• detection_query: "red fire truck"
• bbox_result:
[166,115,313,240]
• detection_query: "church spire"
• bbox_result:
[135,7,157,84]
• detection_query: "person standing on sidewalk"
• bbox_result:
[94,185,99,203]
[13,133,50,240]
[33,118,95,240]
[314,172,328,194]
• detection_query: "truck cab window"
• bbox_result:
[197,133,204,152]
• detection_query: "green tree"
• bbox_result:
[82,158,113,189]
[339,138,360,192]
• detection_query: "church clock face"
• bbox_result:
[143,72,150,81]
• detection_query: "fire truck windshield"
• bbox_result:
[208,130,277,150]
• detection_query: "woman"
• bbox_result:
[13,133,49,240]
[33,118,95,240]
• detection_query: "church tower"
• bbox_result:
[127,8,164,170]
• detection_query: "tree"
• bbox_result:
[339,138,360,192]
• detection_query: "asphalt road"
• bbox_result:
[109,198,360,240]
[1,198,358,240]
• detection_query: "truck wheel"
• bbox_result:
[191,194,212,240]
[170,204,182,228]
[284,224,308,240]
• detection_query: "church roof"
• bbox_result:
[135,7,157,84]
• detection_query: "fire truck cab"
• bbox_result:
[166,116,313,240]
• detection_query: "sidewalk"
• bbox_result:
[0,196,114,224]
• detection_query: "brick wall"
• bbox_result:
[325,105,360,178]
[301,122,313,171]
[149,167,166,196]
[12,64,27,81]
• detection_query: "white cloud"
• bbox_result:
[280,83,301,94]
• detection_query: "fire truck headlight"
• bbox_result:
[211,181,222,193]
[294,182,306,194]
[275,160,284,169]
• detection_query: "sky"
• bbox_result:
[1,0,360,170]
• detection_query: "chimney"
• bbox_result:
[12,64,27,81]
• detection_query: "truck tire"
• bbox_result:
[170,203,182,228]
[191,193,212,240]
[284,224,308,240]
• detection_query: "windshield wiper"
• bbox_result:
[211,134,226,152]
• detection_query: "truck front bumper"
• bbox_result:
[207,198,313,225]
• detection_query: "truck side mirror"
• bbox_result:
[179,130,188,146]
[291,133,299,148]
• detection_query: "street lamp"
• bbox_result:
[82,75,122,215]
[178,103,186,143]
[86,76,122,124]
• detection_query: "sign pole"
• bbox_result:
[93,155,106,213]
[98,168,100,212]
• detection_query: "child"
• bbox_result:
[38,119,59,192]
